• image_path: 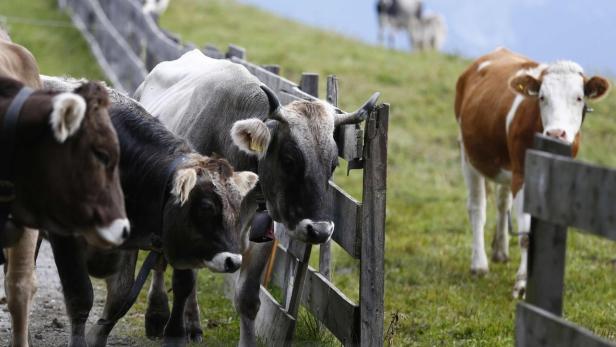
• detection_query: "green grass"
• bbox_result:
[4,0,616,346]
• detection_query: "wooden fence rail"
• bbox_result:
[60,1,388,345]
[516,134,616,347]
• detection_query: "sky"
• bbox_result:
[238,0,616,76]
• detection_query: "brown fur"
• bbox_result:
[455,48,582,195]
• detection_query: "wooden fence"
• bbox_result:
[516,134,616,347]
[60,0,388,345]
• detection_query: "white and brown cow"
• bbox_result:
[455,48,610,298]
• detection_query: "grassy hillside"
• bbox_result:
[2,0,616,346]
[159,1,616,346]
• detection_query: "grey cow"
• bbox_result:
[134,49,379,346]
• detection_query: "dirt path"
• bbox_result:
[0,240,139,346]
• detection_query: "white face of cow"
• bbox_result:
[509,61,610,144]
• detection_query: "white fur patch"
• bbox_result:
[49,93,86,142]
[505,94,524,134]
[232,171,258,197]
[172,168,198,205]
[477,61,491,71]
[516,64,548,79]
[230,118,271,158]
[202,252,242,273]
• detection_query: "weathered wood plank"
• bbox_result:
[262,64,280,75]
[226,44,246,59]
[299,73,319,98]
[320,75,338,279]
[516,302,616,347]
[202,44,224,59]
[524,134,573,316]
[63,0,147,93]
[301,266,360,345]
[254,286,296,347]
[330,181,362,259]
[524,151,616,241]
[230,57,300,98]
[97,0,188,72]
[359,104,388,346]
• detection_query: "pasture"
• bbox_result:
[2,0,616,345]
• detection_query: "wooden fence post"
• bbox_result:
[263,64,280,75]
[318,75,339,281]
[360,104,388,346]
[524,134,573,316]
[226,44,246,60]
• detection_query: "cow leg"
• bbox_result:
[162,268,196,347]
[492,184,512,262]
[145,258,170,339]
[461,147,488,275]
[49,233,92,347]
[86,250,138,347]
[513,188,531,298]
[5,227,38,347]
[236,241,274,347]
[183,280,203,343]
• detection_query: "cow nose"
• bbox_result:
[546,129,566,140]
[224,255,242,273]
[300,220,334,244]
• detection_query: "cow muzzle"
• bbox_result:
[544,129,568,142]
[295,219,334,244]
[83,218,130,249]
[203,252,242,273]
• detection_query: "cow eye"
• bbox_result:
[539,96,545,102]
[576,96,583,102]
[92,148,110,167]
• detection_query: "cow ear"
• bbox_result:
[509,74,541,97]
[49,93,87,142]
[172,168,198,206]
[585,76,610,100]
[233,171,259,197]
[230,118,271,158]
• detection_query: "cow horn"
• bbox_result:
[335,92,381,126]
[260,85,287,124]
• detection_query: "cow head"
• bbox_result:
[161,154,257,272]
[231,86,379,244]
[509,62,610,143]
[3,78,129,248]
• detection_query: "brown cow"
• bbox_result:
[1,29,128,346]
[455,48,610,298]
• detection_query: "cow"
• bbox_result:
[1,29,128,347]
[0,29,129,347]
[142,0,170,22]
[377,0,423,49]
[455,48,610,298]
[133,49,380,346]
[408,12,446,51]
[42,75,257,347]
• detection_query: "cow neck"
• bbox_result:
[150,155,187,248]
[0,86,34,264]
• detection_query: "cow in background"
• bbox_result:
[377,0,446,51]
[455,48,610,298]
[142,0,170,22]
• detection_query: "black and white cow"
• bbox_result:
[42,76,258,347]
[134,49,379,346]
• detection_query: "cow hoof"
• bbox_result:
[491,250,509,263]
[512,280,527,299]
[68,336,88,347]
[146,311,169,339]
[86,327,109,347]
[162,336,187,347]
[470,267,488,276]
[188,328,203,343]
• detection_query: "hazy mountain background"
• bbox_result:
[239,0,616,75]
